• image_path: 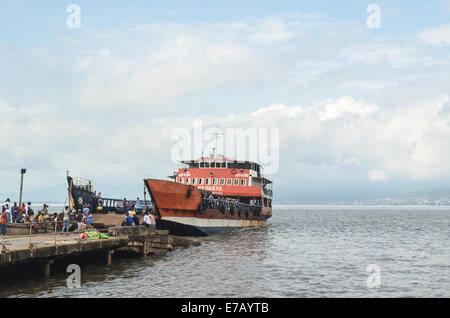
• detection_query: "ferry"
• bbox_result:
[145,152,273,236]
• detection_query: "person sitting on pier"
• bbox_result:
[16,211,24,223]
[132,211,140,226]
[122,211,134,226]
[86,214,94,226]
[38,211,45,223]
[143,212,151,228]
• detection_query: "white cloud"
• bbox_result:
[368,170,388,182]
[342,44,417,67]
[341,42,450,67]
[241,95,450,181]
[293,60,342,87]
[418,23,450,46]
[316,96,379,121]
[1,93,449,197]
[339,81,397,92]
[73,37,274,109]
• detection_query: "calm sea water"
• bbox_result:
[1,205,449,298]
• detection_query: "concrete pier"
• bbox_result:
[0,226,200,277]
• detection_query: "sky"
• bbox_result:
[1,0,450,203]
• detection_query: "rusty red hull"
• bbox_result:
[145,178,271,236]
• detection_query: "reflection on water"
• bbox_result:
[1,206,449,297]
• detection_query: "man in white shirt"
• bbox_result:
[143,213,152,228]
[3,199,11,223]
[82,204,90,220]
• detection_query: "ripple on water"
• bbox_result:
[1,206,449,297]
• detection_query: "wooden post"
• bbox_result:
[141,242,148,258]
[107,249,114,265]
[43,259,54,278]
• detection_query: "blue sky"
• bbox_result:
[1,0,450,203]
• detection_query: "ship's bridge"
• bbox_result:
[175,157,273,200]
[180,158,264,178]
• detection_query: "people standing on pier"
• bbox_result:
[1,206,7,236]
[19,203,25,218]
[82,204,90,220]
[11,202,19,223]
[61,206,71,234]
[3,199,11,223]
[25,202,34,217]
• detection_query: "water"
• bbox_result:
[1,205,449,297]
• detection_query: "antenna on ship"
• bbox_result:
[210,124,223,158]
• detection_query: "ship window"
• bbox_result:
[241,179,246,186]
[185,178,191,185]
[199,178,204,185]
[200,162,205,168]
[221,162,226,168]
[219,178,225,185]
[264,198,268,207]
[192,178,197,185]
[213,178,218,185]
[179,178,184,184]
[234,178,239,186]
[227,178,232,185]
[205,178,210,185]
[269,199,272,208]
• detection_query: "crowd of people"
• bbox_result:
[1,199,42,225]
[0,198,98,236]
[200,192,263,216]
[122,210,155,228]
[1,196,155,237]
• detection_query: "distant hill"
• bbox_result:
[276,186,450,205]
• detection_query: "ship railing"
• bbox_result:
[201,198,262,214]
